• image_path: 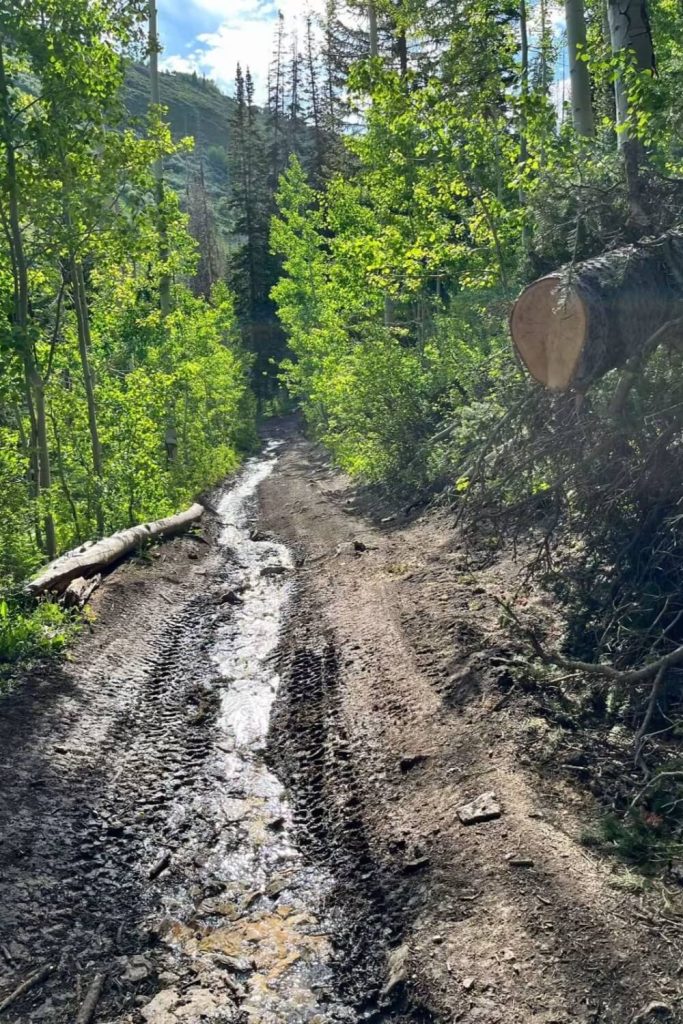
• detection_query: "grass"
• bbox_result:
[0,596,77,694]
[581,806,683,877]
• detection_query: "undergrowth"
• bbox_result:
[0,597,76,695]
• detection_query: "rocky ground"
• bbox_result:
[0,425,682,1024]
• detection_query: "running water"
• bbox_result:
[170,442,356,1023]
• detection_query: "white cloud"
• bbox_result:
[160,0,327,102]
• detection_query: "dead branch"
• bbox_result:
[634,665,668,765]
[630,771,683,811]
[492,594,683,686]
[0,965,52,1013]
[75,972,107,1024]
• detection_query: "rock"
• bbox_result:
[402,855,430,875]
[121,955,152,984]
[633,1002,673,1022]
[260,564,288,578]
[457,791,502,825]
[353,540,367,552]
[382,942,410,997]
[212,953,254,973]
[463,976,475,991]
[218,590,243,606]
[141,987,180,1023]
[399,754,428,773]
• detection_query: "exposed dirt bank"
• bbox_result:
[1,427,681,1024]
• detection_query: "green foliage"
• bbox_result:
[0,597,75,692]
[0,1,256,650]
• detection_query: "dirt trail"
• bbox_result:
[260,425,683,1024]
[0,426,681,1024]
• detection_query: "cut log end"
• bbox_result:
[510,276,588,391]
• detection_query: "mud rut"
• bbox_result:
[0,444,420,1024]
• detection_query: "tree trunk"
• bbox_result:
[510,231,683,391]
[519,0,530,248]
[70,256,105,534]
[565,0,595,136]
[26,503,205,596]
[397,29,408,76]
[148,0,171,317]
[0,39,56,558]
[607,0,654,136]
[606,0,655,224]
[369,4,379,57]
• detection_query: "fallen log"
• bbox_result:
[26,503,205,597]
[63,574,102,609]
[510,231,683,391]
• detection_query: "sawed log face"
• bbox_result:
[510,232,683,391]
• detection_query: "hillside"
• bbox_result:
[124,63,237,153]
[124,64,240,246]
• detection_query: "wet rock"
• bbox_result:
[457,791,502,825]
[249,528,270,542]
[260,564,289,578]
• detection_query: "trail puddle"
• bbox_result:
[155,442,356,1024]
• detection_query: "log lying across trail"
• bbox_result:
[510,231,683,391]
[26,503,205,597]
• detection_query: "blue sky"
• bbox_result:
[157,0,325,101]
[156,1,569,109]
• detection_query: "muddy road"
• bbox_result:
[1,426,682,1024]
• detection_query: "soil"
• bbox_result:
[1,423,682,1024]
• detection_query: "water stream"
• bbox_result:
[173,442,356,1023]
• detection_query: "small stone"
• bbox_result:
[212,953,254,974]
[382,942,409,997]
[507,856,534,868]
[353,540,367,552]
[402,855,430,875]
[432,934,444,944]
[400,754,428,773]
[260,564,288,577]
[457,791,502,825]
[463,976,475,991]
